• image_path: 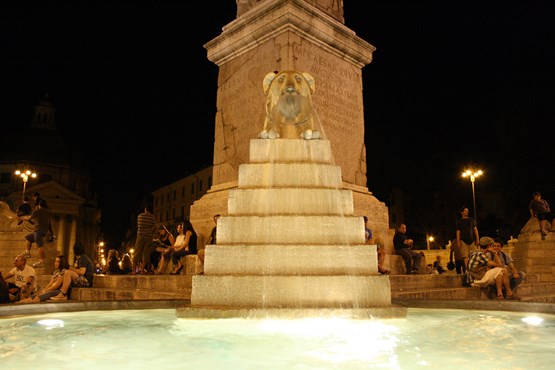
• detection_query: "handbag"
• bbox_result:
[469,265,488,280]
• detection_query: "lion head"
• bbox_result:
[259,70,320,140]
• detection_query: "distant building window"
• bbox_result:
[173,189,176,201]
[191,183,195,195]
[0,173,10,184]
[199,179,203,192]
[181,206,184,218]
[181,187,185,197]
[172,209,175,219]
[40,174,52,183]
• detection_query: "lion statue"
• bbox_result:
[258,70,320,140]
[0,201,23,231]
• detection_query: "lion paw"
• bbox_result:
[300,130,320,140]
[259,130,280,139]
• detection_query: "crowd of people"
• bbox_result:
[4,190,549,304]
[1,242,93,304]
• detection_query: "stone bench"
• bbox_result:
[158,254,203,275]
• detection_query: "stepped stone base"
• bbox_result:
[185,139,399,318]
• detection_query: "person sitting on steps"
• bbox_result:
[529,191,554,237]
[364,216,390,274]
[198,214,220,266]
[153,224,175,274]
[466,236,520,300]
[170,219,198,275]
[50,242,94,301]
[393,223,422,274]
[17,255,70,304]
[15,196,33,226]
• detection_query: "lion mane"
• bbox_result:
[258,70,320,140]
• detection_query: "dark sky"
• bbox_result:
[2,1,554,246]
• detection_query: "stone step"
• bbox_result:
[70,287,191,301]
[238,163,342,188]
[27,269,555,303]
[89,274,193,290]
[392,287,482,300]
[516,282,555,296]
[248,139,333,164]
[203,244,377,275]
[520,293,555,303]
[390,273,466,290]
[218,215,364,244]
[228,188,354,215]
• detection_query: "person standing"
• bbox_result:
[23,199,52,268]
[455,207,479,271]
[449,238,466,275]
[393,224,422,274]
[32,192,56,242]
[133,204,157,274]
[529,191,554,237]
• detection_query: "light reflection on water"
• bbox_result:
[0,308,554,369]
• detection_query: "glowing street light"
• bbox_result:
[462,168,483,224]
[14,168,37,202]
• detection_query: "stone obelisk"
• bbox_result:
[190,0,391,254]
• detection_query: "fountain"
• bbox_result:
[2,308,554,369]
[177,70,405,319]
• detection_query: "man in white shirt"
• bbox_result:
[2,255,37,302]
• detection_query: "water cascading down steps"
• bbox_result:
[177,139,407,319]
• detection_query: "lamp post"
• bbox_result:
[462,168,483,224]
[14,168,37,202]
[427,235,434,250]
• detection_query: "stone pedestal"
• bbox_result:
[512,229,555,283]
[190,0,389,254]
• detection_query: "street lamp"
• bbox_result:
[462,168,483,224]
[14,168,37,202]
[426,234,434,250]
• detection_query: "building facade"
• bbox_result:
[0,96,100,262]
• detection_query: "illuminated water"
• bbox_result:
[1,308,554,369]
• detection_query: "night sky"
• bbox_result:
[2,1,554,246]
